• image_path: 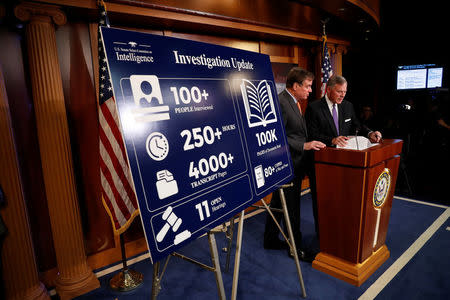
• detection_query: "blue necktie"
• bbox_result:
[332,104,339,135]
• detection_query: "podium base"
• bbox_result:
[312,245,389,287]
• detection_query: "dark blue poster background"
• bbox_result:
[100,27,293,262]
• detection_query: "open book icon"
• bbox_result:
[241,79,277,128]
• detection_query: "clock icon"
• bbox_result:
[146,132,169,161]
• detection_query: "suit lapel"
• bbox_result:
[284,90,302,119]
[320,98,338,136]
[284,90,307,137]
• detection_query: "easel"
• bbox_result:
[229,183,307,299]
[150,184,306,299]
[151,231,226,300]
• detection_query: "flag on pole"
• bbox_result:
[97,1,139,235]
[320,32,333,98]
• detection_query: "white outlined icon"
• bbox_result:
[146,132,169,161]
[174,230,191,245]
[241,79,277,128]
[155,206,192,245]
[130,75,170,122]
[155,170,178,199]
[254,165,265,188]
[156,206,182,242]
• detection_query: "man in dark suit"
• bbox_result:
[306,75,382,147]
[264,67,325,262]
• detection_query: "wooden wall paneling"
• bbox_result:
[50,0,334,42]
[260,41,295,57]
[117,25,164,36]
[262,41,317,111]
[115,1,317,41]
[347,0,380,25]
[314,44,322,99]
[261,41,297,64]
[296,45,306,69]
[86,234,148,271]
[65,22,116,255]
[32,1,352,46]
[171,31,259,52]
[334,45,348,76]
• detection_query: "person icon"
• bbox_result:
[138,79,162,106]
[130,75,163,107]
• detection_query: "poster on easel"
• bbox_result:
[100,27,293,263]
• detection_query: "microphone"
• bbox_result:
[355,129,359,150]
[156,206,182,243]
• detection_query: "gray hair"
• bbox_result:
[327,75,347,88]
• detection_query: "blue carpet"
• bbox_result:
[74,194,449,300]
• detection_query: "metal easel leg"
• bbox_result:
[279,187,307,298]
[151,256,171,300]
[208,232,226,300]
[231,210,245,300]
[151,261,160,300]
[223,215,236,272]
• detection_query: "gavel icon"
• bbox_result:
[156,206,182,242]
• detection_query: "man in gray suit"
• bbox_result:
[264,67,325,262]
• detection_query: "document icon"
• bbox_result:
[254,165,265,188]
[156,170,179,200]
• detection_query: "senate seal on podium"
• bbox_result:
[373,168,391,208]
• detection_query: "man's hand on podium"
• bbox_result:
[304,140,326,151]
[332,136,349,147]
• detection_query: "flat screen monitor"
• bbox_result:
[396,64,444,90]
[427,67,443,88]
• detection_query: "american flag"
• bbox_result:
[98,1,139,234]
[320,33,333,97]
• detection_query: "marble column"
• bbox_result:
[14,2,99,299]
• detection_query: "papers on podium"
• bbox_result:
[336,136,378,150]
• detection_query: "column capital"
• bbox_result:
[14,2,66,26]
[336,44,348,55]
[327,43,336,54]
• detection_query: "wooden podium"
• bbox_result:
[312,139,403,286]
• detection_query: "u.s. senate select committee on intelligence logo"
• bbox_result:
[373,168,391,208]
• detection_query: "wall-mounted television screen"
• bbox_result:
[397,64,443,90]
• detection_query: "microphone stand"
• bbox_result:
[355,129,359,150]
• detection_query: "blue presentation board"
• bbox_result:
[100,27,294,263]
